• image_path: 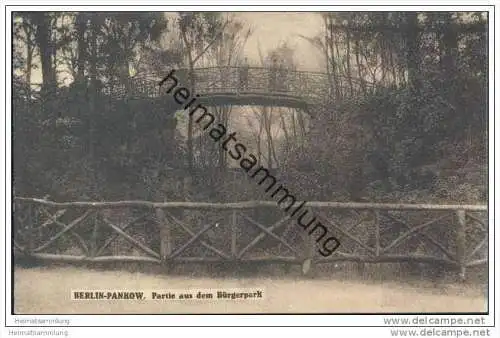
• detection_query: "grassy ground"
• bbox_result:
[13,266,487,314]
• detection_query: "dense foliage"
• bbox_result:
[283,12,487,204]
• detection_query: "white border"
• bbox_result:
[1,2,497,330]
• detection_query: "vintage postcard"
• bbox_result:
[3,3,495,336]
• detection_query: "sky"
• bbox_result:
[235,12,324,71]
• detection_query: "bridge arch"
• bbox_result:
[101,66,369,114]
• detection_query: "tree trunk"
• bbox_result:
[441,14,458,81]
[33,13,55,95]
[180,24,195,174]
[24,25,33,98]
[354,38,366,94]
[345,26,354,96]
[87,15,99,197]
[187,61,195,172]
[76,13,87,82]
[404,12,420,95]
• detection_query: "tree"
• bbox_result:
[290,11,487,201]
[12,12,176,199]
[204,15,252,170]
[176,12,228,172]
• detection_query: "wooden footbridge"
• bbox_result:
[13,197,487,279]
[102,66,371,112]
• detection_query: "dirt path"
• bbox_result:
[14,267,487,314]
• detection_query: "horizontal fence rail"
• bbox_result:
[13,197,488,279]
[13,197,488,211]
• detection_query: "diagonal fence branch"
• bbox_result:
[238,213,298,257]
[101,216,160,259]
[380,213,453,258]
[36,208,67,230]
[465,212,487,231]
[379,212,455,261]
[163,211,230,260]
[467,237,488,262]
[316,211,376,255]
[33,210,93,253]
[238,215,292,259]
[39,207,89,255]
[95,214,147,257]
[168,222,219,260]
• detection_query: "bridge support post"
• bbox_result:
[156,208,172,270]
[455,210,467,282]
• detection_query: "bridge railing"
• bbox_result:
[13,197,487,278]
[101,67,376,103]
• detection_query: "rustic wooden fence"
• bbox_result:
[13,197,487,279]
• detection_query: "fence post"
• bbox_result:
[302,213,315,276]
[156,208,172,264]
[455,210,467,282]
[231,210,237,258]
[90,211,99,257]
[26,203,35,255]
[374,210,381,279]
[375,211,381,257]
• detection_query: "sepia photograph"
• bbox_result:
[4,4,494,330]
